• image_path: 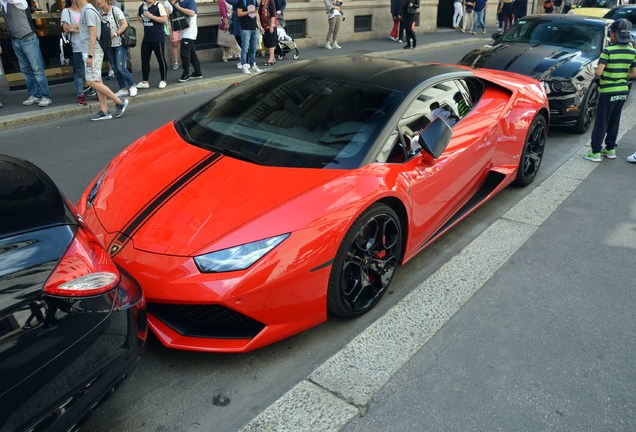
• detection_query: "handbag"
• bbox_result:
[60,33,73,60]
[172,7,190,31]
[217,29,235,48]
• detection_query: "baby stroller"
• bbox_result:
[275,16,299,60]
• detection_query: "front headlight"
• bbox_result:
[194,234,290,273]
[547,80,577,94]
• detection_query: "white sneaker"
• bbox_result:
[242,64,252,75]
[325,42,333,49]
[332,41,342,49]
[128,86,138,97]
[115,89,129,97]
[136,81,150,89]
[158,81,167,89]
[237,62,243,69]
[37,98,53,107]
[627,152,636,163]
[252,65,263,74]
[22,96,41,106]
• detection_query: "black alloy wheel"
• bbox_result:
[327,204,402,318]
[573,82,599,134]
[514,114,547,186]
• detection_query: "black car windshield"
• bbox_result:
[578,0,617,7]
[502,19,604,54]
[605,7,636,24]
[177,72,403,169]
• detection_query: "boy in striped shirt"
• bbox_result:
[584,19,636,162]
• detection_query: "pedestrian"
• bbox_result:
[562,0,572,14]
[162,0,181,70]
[496,0,503,30]
[512,0,526,23]
[324,0,343,50]
[1,0,52,106]
[453,0,464,32]
[97,0,137,98]
[226,0,243,69]
[401,0,419,49]
[501,0,513,31]
[584,19,636,162]
[553,0,562,13]
[77,0,128,120]
[237,0,263,74]
[543,0,553,13]
[463,0,474,33]
[259,0,277,65]
[171,0,202,82]
[274,0,285,19]
[136,0,168,89]
[471,0,486,35]
[61,0,86,105]
[390,0,401,40]
[218,0,240,63]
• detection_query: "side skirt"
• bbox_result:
[415,170,508,254]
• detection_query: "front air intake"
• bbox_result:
[148,303,265,339]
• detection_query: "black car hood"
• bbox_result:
[460,42,597,81]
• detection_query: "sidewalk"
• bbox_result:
[0,29,483,130]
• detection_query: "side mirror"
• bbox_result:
[491,30,503,40]
[418,118,452,159]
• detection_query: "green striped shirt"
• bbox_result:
[599,44,636,95]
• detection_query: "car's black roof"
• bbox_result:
[275,56,471,94]
[0,154,73,237]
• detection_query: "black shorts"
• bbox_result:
[263,29,277,48]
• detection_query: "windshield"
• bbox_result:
[502,19,604,54]
[605,7,636,24]
[177,72,403,169]
[578,0,617,7]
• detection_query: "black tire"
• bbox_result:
[327,203,402,318]
[572,82,599,134]
[514,114,547,186]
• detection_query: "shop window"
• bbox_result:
[285,19,306,39]
[354,15,372,32]
[197,25,218,50]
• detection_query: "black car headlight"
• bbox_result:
[194,234,290,273]
[548,80,577,94]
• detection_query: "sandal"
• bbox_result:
[264,60,276,66]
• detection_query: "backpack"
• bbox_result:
[89,8,112,53]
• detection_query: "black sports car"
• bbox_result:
[0,154,147,431]
[459,14,611,133]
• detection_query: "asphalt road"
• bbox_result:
[0,42,626,432]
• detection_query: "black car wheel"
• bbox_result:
[573,82,599,134]
[327,203,402,318]
[515,114,547,186]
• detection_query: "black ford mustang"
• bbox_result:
[0,154,147,431]
[459,14,611,133]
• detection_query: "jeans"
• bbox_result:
[11,33,51,99]
[240,29,258,66]
[141,40,168,81]
[109,45,135,89]
[180,38,201,76]
[71,52,85,97]
[590,93,627,153]
[473,10,486,32]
